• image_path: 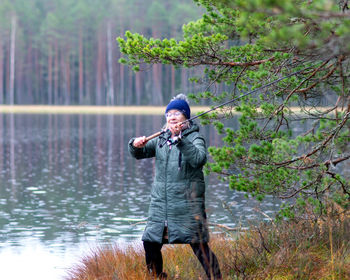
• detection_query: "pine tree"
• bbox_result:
[118,0,350,218]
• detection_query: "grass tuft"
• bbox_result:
[66,206,349,280]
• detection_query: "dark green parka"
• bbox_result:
[128,123,209,244]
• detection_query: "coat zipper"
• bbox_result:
[164,145,170,237]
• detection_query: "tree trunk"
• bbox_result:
[65,52,71,104]
[60,50,68,104]
[96,31,103,105]
[0,35,4,104]
[37,46,43,104]
[152,64,163,105]
[95,28,108,105]
[127,70,133,104]
[24,37,33,103]
[171,66,175,97]
[170,27,177,98]
[101,33,107,105]
[181,68,187,92]
[85,56,90,104]
[152,28,163,105]
[6,33,10,103]
[9,14,17,105]
[78,28,84,104]
[117,16,125,105]
[135,71,142,105]
[54,41,59,104]
[119,63,125,105]
[16,46,24,103]
[164,65,170,101]
[34,45,40,103]
[70,53,75,104]
[48,42,53,104]
[107,21,114,105]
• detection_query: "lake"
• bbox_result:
[0,113,282,280]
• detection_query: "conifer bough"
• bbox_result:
[118,0,350,219]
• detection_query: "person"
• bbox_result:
[128,94,222,279]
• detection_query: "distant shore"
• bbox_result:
[0,105,336,115]
[0,105,210,115]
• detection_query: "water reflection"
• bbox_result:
[0,114,281,251]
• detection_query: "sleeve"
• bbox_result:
[128,137,157,159]
[176,135,207,168]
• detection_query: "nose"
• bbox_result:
[168,115,177,121]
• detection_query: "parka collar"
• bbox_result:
[181,121,199,137]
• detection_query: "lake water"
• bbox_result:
[0,113,282,280]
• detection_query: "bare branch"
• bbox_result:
[188,56,275,67]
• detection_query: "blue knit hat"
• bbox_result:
[165,98,191,119]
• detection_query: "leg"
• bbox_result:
[143,241,164,276]
[190,242,222,280]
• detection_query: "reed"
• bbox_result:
[66,207,349,280]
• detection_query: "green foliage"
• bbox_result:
[118,0,350,219]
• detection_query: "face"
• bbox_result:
[165,109,187,130]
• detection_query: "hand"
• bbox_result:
[169,123,183,136]
[133,136,148,148]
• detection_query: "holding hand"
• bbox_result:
[169,123,184,136]
[133,136,148,148]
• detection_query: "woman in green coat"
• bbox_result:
[129,94,222,279]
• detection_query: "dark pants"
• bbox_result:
[143,241,222,279]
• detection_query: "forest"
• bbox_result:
[0,0,204,105]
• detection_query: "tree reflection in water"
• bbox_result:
[0,113,282,249]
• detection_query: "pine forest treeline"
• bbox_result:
[0,0,203,105]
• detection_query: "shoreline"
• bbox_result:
[0,105,210,115]
[0,105,336,115]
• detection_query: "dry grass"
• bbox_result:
[66,207,349,280]
[65,244,148,280]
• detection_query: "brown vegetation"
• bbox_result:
[66,205,349,280]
